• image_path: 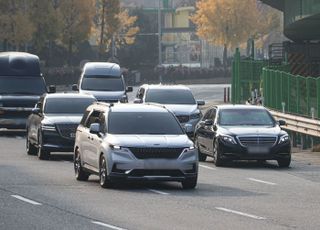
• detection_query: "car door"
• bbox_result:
[76,109,90,161]
[29,97,44,144]
[196,109,213,153]
[207,108,217,154]
[90,112,106,169]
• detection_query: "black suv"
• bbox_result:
[194,105,291,167]
[26,93,96,160]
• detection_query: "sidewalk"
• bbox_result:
[292,148,320,165]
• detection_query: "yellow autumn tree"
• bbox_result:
[192,0,280,60]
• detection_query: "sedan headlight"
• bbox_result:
[190,112,201,120]
[41,124,56,131]
[279,134,289,144]
[220,134,237,144]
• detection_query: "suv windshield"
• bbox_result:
[81,75,124,91]
[44,98,95,114]
[218,109,275,126]
[145,89,196,105]
[0,76,46,95]
[108,112,184,135]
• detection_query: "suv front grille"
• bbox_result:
[56,124,78,139]
[238,136,277,147]
[176,115,189,123]
[128,147,184,159]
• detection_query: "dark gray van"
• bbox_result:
[0,52,47,129]
[74,62,132,103]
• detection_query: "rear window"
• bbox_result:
[108,112,184,135]
[145,89,196,105]
[81,75,124,91]
[44,98,96,114]
[0,76,46,95]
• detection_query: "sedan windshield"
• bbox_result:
[145,89,196,105]
[81,75,124,91]
[0,76,46,95]
[218,109,275,126]
[44,98,95,114]
[108,112,184,135]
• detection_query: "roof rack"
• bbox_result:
[94,101,114,107]
[145,102,166,109]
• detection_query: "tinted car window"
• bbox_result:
[44,98,95,114]
[0,76,46,95]
[81,75,124,91]
[145,89,196,105]
[218,109,275,126]
[85,110,102,128]
[108,112,184,135]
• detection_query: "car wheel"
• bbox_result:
[213,140,224,167]
[26,132,37,155]
[195,137,207,162]
[37,132,50,160]
[74,149,89,181]
[99,156,113,188]
[277,155,291,168]
[182,176,197,189]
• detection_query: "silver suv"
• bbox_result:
[74,103,198,189]
[134,84,205,138]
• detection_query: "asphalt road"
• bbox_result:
[1,131,320,230]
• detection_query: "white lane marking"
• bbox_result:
[215,207,266,220]
[248,178,277,186]
[91,221,128,230]
[147,189,169,195]
[11,195,42,206]
[199,164,217,170]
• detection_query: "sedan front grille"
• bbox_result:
[128,147,184,159]
[176,115,189,123]
[56,124,78,139]
[238,136,277,147]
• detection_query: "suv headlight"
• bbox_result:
[41,124,56,131]
[190,112,201,120]
[220,134,237,144]
[279,134,289,144]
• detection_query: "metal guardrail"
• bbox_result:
[270,110,320,137]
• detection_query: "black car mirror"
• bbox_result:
[126,86,133,92]
[204,119,213,126]
[32,108,41,115]
[89,123,100,135]
[48,85,56,93]
[72,84,79,91]
[197,100,205,106]
[134,98,142,104]
[278,120,286,126]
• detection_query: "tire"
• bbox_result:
[37,132,50,160]
[99,156,113,188]
[195,138,207,162]
[182,176,197,189]
[74,149,89,181]
[213,140,225,167]
[26,133,37,155]
[277,155,291,168]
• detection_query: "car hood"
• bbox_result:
[79,90,125,101]
[43,115,82,125]
[107,134,193,148]
[220,125,282,136]
[162,104,198,116]
[0,95,40,108]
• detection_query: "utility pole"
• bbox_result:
[158,0,162,83]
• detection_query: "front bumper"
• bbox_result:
[107,148,198,182]
[41,130,75,152]
[218,139,291,160]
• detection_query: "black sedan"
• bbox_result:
[194,105,291,167]
[26,93,96,160]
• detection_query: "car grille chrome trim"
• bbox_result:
[237,136,278,147]
[56,124,78,139]
[128,147,184,159]
[176,115,190,123]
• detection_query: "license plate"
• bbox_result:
[247,146,269,154]
[70,133,76,138]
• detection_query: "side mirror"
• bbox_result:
[32,108,41,114]
[183,124,193,133]
[204,119,213,126]
[89,123,100,134]
[126,86,133,92]
[278,120,286,126]
[197,100,205,106]
[48,85,56,93]
[134,98,142,104]
[72,84,79,91]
